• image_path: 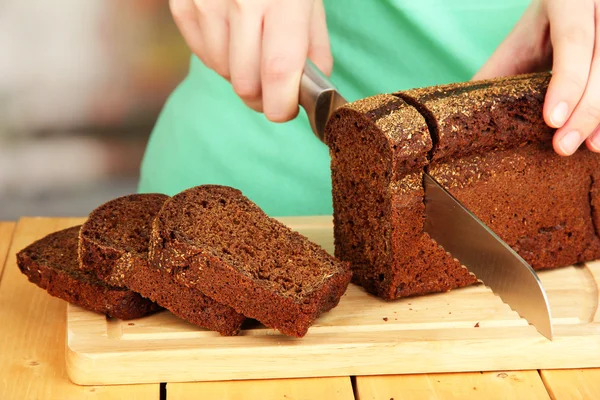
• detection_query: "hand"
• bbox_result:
[473,0,600,156]
[169,0,333,122]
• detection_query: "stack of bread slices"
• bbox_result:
[16,186,352,338]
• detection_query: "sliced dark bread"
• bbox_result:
[123,256,246,336]
[149,185,352,338]
[78,193,170,287]
[16,226,160,320]
[80,193,246,335]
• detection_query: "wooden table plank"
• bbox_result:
[355,371,551,400]
[167,377,355,400]
[541,369,600,400]
[0,221,16,277]
[0,217,159,399]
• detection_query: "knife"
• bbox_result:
[299,60,553,340]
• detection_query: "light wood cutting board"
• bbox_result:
[58,216,600,385]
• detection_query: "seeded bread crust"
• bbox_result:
[149,185,352,338]
[399,72,600,270]
[326,72,600,300]
[17,226,160,320]
[396,73,556,162]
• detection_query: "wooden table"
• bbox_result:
[1,218,599,399]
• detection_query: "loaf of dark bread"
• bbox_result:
[16,226,160,320]
[149,185,352,338]
[80,193,246,335]
[326,72,600,300]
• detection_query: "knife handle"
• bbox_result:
[299,59,347,143]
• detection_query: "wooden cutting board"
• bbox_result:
[59,216,600,385]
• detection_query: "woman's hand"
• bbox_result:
[474,0,600,156]
[169,0,332,122]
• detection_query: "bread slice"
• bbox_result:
[80,193,246,335]
[78,193,170,287]
[123,256,246,336]
[149,185,352,338]
[326,72,600,300]
[16,226,160,320]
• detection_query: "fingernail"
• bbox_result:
[590,133,600,152]
[559,130,582,155]
[550,102,569,127]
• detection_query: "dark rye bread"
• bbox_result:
[396,73,557,162]
[80,193,245,335]
[399,73,600,270]
[16,226,160,320]
[123,257,246,336]
[326,72,600,300]
[79,193,170,286]
[150,185,352,338]
[326,94,475,299]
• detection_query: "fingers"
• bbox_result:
[553,1,600,155]
[195,0,230,79]
[544,0,595,155]
[261,0,314,122]
[557,58,600,155]
[170,0,207,64]
[229,1,264,111]
[473,2,551,81]
[171,0,330,121]
[308,0,333,77]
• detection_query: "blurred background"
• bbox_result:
[0,0,190,220]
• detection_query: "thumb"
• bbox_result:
[473,2,550,81]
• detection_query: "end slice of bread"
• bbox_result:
[78,193,170,287]
[16,226,161,320]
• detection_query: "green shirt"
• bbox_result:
[139,0,529,216]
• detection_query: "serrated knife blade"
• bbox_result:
[423,173,553,340]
